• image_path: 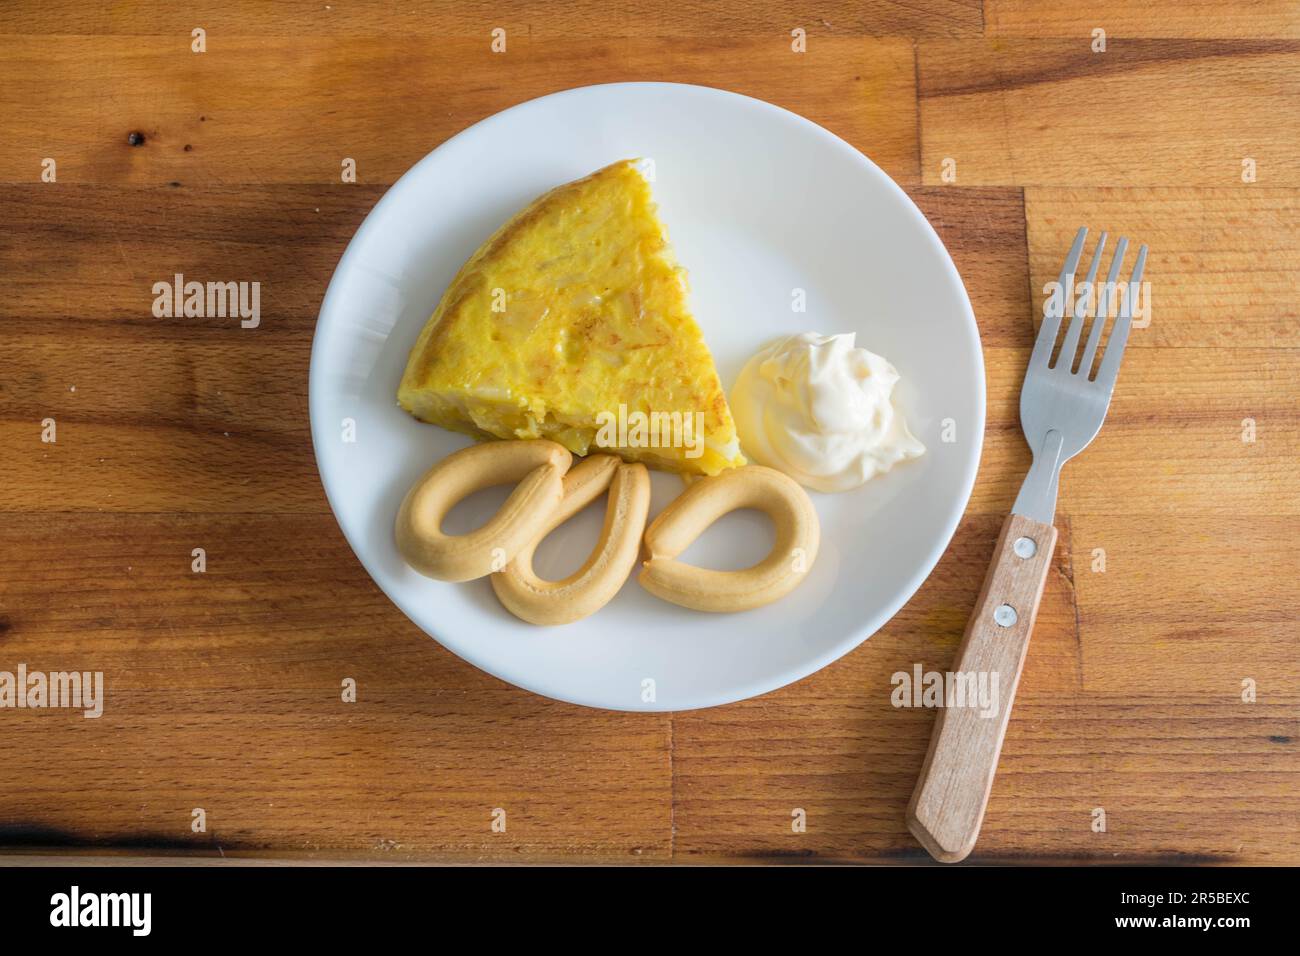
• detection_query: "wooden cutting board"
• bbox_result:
[1,1,1296,864]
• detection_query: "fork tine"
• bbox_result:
[1095,244,1147,390]
[1030,226,1087,369]
[1056,232,1106,370]
[1078,236,1128,377]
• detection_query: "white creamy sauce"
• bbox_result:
[730,331,925,493]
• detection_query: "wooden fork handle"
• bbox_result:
[906,512,1058,863]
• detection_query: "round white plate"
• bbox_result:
[310,82,983,712]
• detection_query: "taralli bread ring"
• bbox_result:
[639,465,820,613]
[492,455,651,626]
[395,439,571,582]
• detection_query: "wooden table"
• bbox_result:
[2,1,1297,865]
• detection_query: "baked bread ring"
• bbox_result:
[639,465,819,612]
[492,455,651,625]
[395,439,571,582]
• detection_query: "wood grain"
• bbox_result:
[911,187,1034,350]
[2,2,1299,865]
[918,39,1300,186]
[0,0,986,39]
[0,185,377,327]
[966,347,1033,515]
[0,185,365,513]
[1071,516,1300,693]
[1025,188,1300,348]
[986,1,1300,40]
[1058,347,1300,516]
[0,34,918,186]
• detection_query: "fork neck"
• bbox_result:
[1012,430,1064,525]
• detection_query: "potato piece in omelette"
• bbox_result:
[397,159,745,476]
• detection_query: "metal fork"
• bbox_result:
[907,227,1147,863]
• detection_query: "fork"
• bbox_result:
[906,227,1147,863]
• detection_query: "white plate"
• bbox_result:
[309,82,983,711]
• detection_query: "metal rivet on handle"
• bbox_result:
[1013,536,1037,559]
[994,604,1018,628]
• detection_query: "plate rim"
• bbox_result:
[309,81,986,712]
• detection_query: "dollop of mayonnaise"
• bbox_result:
[730,332,925,493]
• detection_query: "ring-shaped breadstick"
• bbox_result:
[492,455,651,625]
[639,465,819,612]
[395,439,571,583]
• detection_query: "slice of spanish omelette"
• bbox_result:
[397,159,745,476]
